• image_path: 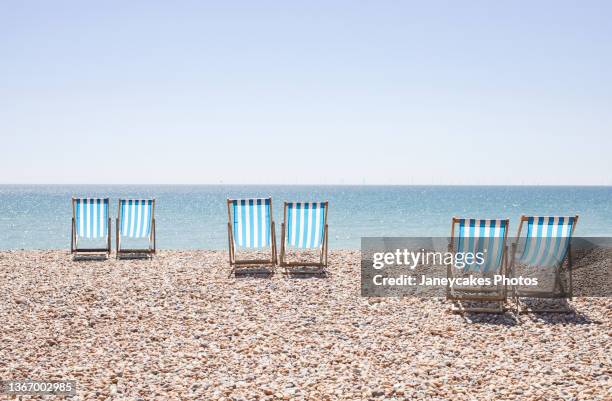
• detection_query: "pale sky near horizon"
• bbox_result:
[1,1,611,185]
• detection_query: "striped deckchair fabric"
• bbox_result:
[231,198,272,248]
[516,216,577,268]
[226,198,277,271]
[285,202,327,249]
[454,218,508,273]
[74,198,109,239]
[447,217,509,313]
[71,197,111,257]
[119,199,154,238]
[116,198,156,258]
[280,201,329,271]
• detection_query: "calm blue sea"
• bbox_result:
[0,185,610,249]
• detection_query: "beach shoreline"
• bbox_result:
[0,250,610,400]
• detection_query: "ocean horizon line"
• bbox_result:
[1,183,611,188]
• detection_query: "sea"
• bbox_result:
[0,185,610,249]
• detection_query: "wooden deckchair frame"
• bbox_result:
[116,199,156,259]
[279,201,329,274]
[227,198,277,274]
[71,197,111,258]
[510,215,579,313]
[446,217,510,314]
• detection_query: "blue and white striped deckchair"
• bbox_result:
[116,199,156,257]
[280,202,329,270]
[511,215,579,312]
[447,217,510,313]
[453,218,509,273]
[227,198,277,269]
[71,197,111,256]
[515,216,578,268]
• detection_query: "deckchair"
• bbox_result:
[510,215,578,313]
[116,199,156,258]
[227,198,277,273]
[447,218,509,313]
[279,201,329,273]
[71,198,111,258]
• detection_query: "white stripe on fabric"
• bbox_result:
[305,203,313,248]
[313,204,322,248]
[86,199,92,238]
[236,201,243,247]
[135,200,143,239]
[244,200,251,247]
[298,204,305,248]
[290,203,297,246]
[98,200,103,237]
[128,201,135,237]
[260,201,266,247]
[92,199,98,240]
[79,199,84,237]
[253,200,259,247]
[142,200,150,238]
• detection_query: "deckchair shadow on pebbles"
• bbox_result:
[116,199,156,259]
[510,215,579,313]
[279,201,329,275]
[446,218,510,313]
[71,197,111,259]
[226,198,277,275]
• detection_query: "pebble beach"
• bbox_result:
[0,250,610,401]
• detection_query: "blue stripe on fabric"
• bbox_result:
[232,200,239,246]
[286,203,293,245]
[318,203,326,247]
[146,200,152,237]
[102,199,108,237]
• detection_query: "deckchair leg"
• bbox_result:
[115,218,120,259]
[71,218,75,255]
[280,223,285,265]
[271,221,277,266]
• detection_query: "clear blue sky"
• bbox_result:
[1,1,611,185]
